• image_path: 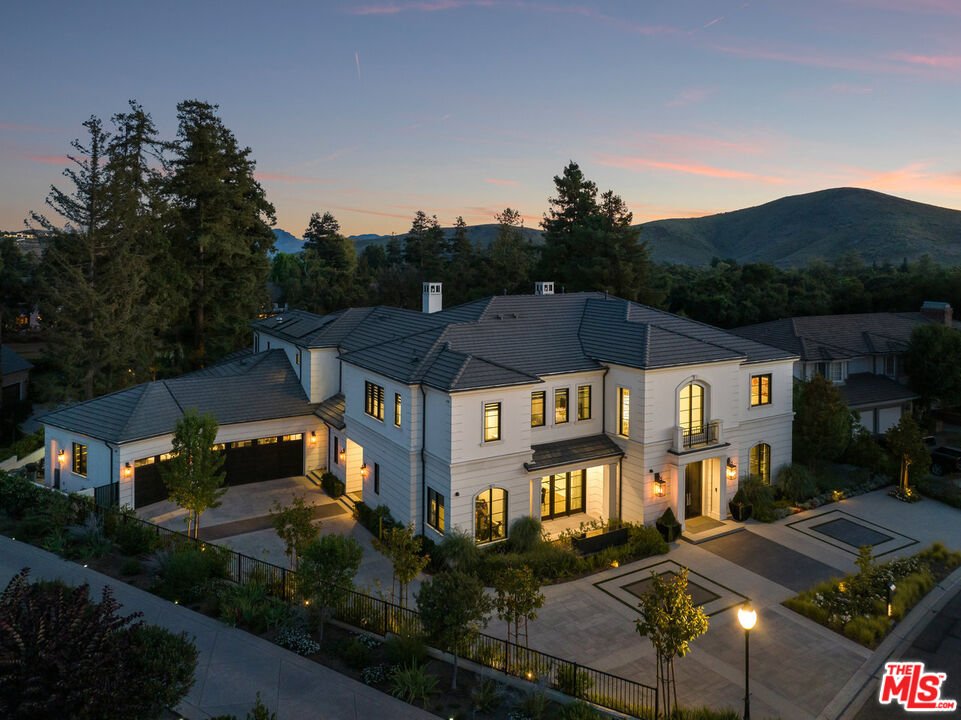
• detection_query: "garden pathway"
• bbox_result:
[0,535,434,720]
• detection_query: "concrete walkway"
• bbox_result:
[0,536,433,720]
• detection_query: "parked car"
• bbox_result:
[930,446,961,476]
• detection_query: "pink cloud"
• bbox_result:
[665,88,714,108]
[483,177,518,186]
[24,154,71,165]
[253,172,334,184]
[711,44,908,75]
[331,205,413,219]
[595,153,785,183]
[350,0,479,15]
[627,202,721,221]
[701,16,724,29]
[622,131,771,156]
[838,162,961,195]
[891,52,961,69]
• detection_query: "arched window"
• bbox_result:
[679,383,704,436]
[750,443,771,485]
[475,487,507,544]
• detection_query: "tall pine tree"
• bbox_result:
[300,211,358,313]
[166,100,275,369]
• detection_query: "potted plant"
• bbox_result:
[655,507,681,542]
[729,487,752,521]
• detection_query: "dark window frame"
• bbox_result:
[427,487,445,533]
[484,402,501,442]
[750,374,772,407]
[72,442,87,477]
[618,387,630,437]
[554,388,569,424]
[577,385,591,421]
[474,487,507,544]
[531,391,546,428]
[365,381,385,421]
[374,462,380,494]
[394,393,402,427]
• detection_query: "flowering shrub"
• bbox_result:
[361,663,394,685]
[275,626,321,656]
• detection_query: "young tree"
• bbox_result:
[297,533,364,641]
[793,374,854,467]
[492,564,544,650]
[905,323,961,417]
[372,524,429,607]
[634,569,709,718]
[0,569,198,720]
[270,495,320,570]
[886,414,930,491]
[416,570,493,690]
[166,100,276,369]
[161,409,226,538]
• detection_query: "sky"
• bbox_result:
[2,0,961,237]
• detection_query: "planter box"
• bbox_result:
[655,520,681,542]
[729,502,752,522]
[571,526,629,555]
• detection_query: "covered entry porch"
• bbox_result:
[668,449,735,529]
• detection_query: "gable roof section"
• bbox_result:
[315,393,346,429]
[41,350,316,444]
[524,434,624,472]
[732,312,946,362]
[840,373,919,408]
[1,345,33,376]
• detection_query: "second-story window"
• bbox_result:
[618,387,630,437]
[679,383,703,436]
[484,402,501,442]
[531,391,545,427]
[554,388,568,424]
[577,385,591,421]
[750,374,771,407]
[365,381,384,421]
[394,393,402,427]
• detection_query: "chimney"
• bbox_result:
[422,282,442,313]
[921,301,953,326]
[534,281,554,296]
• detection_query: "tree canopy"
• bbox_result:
[161,408,226,537]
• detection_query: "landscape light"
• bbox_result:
[738,604,757,719]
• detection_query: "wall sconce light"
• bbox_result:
[338,448,346,463]
[309,430,317,444]
[123,462,132,478]
[653,472,666,496]
[726,458,737,481]
[360,463,369,479]
[57,449,66,464]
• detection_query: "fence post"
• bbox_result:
[237,553,242,584]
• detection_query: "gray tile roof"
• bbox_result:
[259,293,795,393]
[41,350,316,444]
[1,345,33,376]
[839,373,919,408]
[315,393,346,429]
[731,312,951,361]
[524,433,624,472]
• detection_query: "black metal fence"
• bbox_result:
[93,482,119,509]
[90,503,658,718]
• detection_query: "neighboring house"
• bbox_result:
[731,302,956,435]
[41,285,796,539]
[1,345,33,406]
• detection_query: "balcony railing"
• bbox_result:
[673,419,723,452]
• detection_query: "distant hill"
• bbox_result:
[271,228,304,255]
[638,187,961,267]
[348,223,543,253]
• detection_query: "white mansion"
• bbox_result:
[42,284,796,542]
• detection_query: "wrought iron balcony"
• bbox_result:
[673,420,723,452]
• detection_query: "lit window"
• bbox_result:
[475,487,507,544]
[72,443,87,476]
[229,441,251,450]
[394,393,402,427]
[750,374,772,407]
[427,488,445,533]
[577,385,591,421]
[257,436,278,445]
[295,350,301,365]
[484,402,501,442]
[365,381,385,421]
[618,388,630,437]
[554,388,568,424]
[679,384,704,435]
[281,433,303,442]
[750,443,771,484]
[531,391,545,427]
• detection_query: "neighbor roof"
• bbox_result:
[1,345,33,376]
[839,373,919,408]
[731,312,957,361]
[41,350,316,444]
[255,294,795,393]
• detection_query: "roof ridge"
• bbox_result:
[161,379,187,416]
[115,383,154,441]
[339,324,448,357]
[40,380,148,422]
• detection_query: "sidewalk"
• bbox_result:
[0,536,433,720]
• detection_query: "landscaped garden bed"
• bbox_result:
[783,543,961,648]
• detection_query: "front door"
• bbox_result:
[540,470,585,520]
[685,461,702,519]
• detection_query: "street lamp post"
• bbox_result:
[737,604,758,720]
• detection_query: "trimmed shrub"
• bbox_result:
[776,464,817,503]
[843,615,890,647]
[126,624,199,718]
[434,530,481,573]
[154,546,230,602]
[508,515,544,553]
[218,580,291,633]
[385,631,428,667]
[353,501,399,537]
[112,516,159,556]
[339,636,371,669]
[320,471,345,498]
[738,476,776,522]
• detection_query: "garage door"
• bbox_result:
[133,433,304,508]
[877,406,902,434]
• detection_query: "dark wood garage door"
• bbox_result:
[133,434,305,508]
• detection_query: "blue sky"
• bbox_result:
[2,0,960,236]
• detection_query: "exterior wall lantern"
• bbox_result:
[653,471,666,497]
[339,447,347,463]
[360,463,369,479]
[726,457,737,482]
[309,430,317,444]
[123,462,132,479]
[57,449,66,464]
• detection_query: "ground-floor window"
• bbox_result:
[427,488,445,533]
[72,442,87,476]
[750,443,771,484]
[475,487,507,544]
[540,470,585,519]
